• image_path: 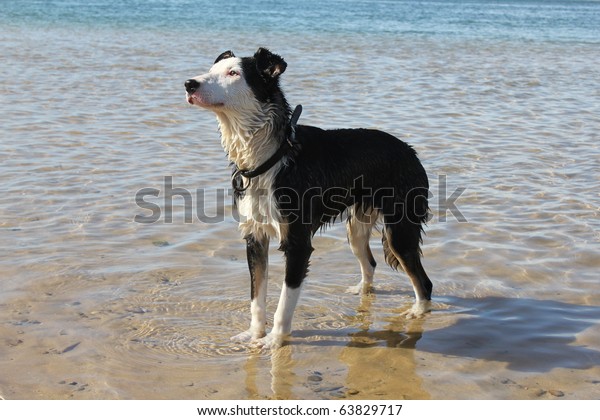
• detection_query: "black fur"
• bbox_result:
[245,234,268,300]
[240,49,290,112]
[272,126,431,298]
[214,50,235,64]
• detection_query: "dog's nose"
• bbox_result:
[185,79,200,94]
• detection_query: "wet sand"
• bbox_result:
[1,222,599,399]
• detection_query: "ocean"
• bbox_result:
[1,0,599,399]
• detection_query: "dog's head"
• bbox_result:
[185,48,287,112]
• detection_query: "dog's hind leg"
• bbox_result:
[383,217,433,318]
[231,234,270,343]
[255,227,313,348]
[346,205,378,294]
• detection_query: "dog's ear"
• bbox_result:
[214,50,235,64]
[254,47,287,79]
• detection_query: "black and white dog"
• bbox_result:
[185,48,432,348]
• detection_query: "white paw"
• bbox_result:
[230,329,264,343]
[346,283,362,295]
[346,281,373,295]
[401,301,432,319]
[252,332,287,349]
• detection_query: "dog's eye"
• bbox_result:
[228,70,239,77]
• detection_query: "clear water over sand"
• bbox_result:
[1,0,599,399]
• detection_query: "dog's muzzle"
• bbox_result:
[185,79,200,94]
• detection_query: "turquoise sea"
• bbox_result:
[3,0,600,42]
[1,0,599,399]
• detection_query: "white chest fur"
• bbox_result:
[236,163,287,241]
[212,95,287,241]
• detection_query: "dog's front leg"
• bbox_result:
[231,234,269,343]
[256,232,313,349]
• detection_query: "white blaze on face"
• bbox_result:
[187,57,256,111]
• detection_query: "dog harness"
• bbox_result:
[232,104,303,195]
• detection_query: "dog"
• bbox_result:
[185,48,432,348]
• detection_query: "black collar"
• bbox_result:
[232,104,302,194]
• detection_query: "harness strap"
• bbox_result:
[232,104,302,194]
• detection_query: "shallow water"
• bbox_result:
[1,0,600,399]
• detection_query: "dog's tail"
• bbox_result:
[381,184,430,272]
[382,229,402,271]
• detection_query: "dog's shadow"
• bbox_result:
[295,295,600,373]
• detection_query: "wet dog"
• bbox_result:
[185,48,432,348]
